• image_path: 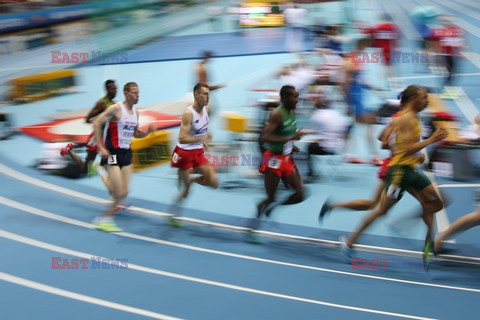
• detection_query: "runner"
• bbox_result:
[339,85,448,268]
[170,83,218,227]
[92,82,155,232]
[247,85,310,238]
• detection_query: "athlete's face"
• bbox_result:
[413,88,428,112]
[282,89,299,110]
[125,86,139,105]
[194,86,210,107]
[107,83,117,99]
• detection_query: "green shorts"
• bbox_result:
[384,165,432,200]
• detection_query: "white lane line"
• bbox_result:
[462,52,480,71]
[0,163,110,205]
[438,184,480,188]
[1,198,480,294]
[1,162,479,264]
[424,172,452,239]
[0,271,182,320]
[0,230,444,320]
[455,86,478,124]
[392,72,480,81]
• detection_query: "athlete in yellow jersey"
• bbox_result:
[340,85,448,269]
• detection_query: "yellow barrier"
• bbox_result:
[239,1,284,27]
[131,130,171,172]
[428,93,465,143]
[243,0,287,2]
[223,113,248,133]
[10,69,76,103]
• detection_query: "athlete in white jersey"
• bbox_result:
[170,83,218,226]
[176,104,209,150]
[92,82,155,232]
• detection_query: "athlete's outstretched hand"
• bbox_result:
[147,124,156,134]
[430,127,448,143]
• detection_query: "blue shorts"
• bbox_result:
[349,86,373,119]
[100,148,132,168]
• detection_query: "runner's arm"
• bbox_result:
[178,109,208,144]
[86,100,107,123]
[92,103,120,156]
[260,109,304,143]
[133,110,155,138]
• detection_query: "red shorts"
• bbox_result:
[377,157,391,180]
[171,146,209,170]
[259,150,297,177]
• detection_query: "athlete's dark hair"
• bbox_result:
[279,85,295,99]
[105,79,115,91]
[399,85,425,105]
[193,82,209,93]
[201,51,213,60]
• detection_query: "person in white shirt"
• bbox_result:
[283,2,307,52]
[307,98,348,177]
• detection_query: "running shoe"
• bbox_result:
[96,221,122,233]
[59,143,73,156]
[423,240,433,270]
[319,197,332,223]
[168,216,183,228]
[339,236,353,264]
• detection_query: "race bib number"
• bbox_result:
[386,184,402,199]
[268,157,282,169]
[107,154,118,165]
[172,152,179,164]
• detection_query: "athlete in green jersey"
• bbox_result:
[247,85,310,238]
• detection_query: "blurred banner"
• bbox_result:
[239,1,285,28]
[131,130,172,172]
[10,69,76,103]
[0,0,197,35]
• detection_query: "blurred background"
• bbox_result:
[1,1,480,319]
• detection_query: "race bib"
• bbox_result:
[268,157,282,169]
[172,152,180,164]
[107,154,118,165]
[386,184,402,200]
